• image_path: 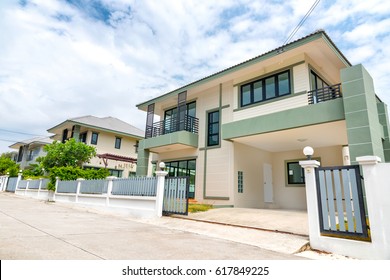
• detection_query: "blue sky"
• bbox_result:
[1,0,390,154]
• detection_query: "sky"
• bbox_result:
[1,0,390,154]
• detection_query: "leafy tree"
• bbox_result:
[37,138,96,169]
[0,154,19,176]
[23,163,44,178]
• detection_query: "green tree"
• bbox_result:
[0,154,19,176]
[37,139,97,170]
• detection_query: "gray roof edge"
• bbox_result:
[136,30,351,109]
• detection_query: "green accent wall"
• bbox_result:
[142,131,198,150]
[222,98,345,140]
[341,64,386,163]
[377,102,390,161]
[135,140,150,176]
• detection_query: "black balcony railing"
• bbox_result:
[145,115,199,139]
[308,83,342,104]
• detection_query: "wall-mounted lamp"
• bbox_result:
[303,146,314,160]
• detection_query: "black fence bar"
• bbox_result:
[308,83,342,104]
[145,115,199,138]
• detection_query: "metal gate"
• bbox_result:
[163,177,189,215]
[315,165,369,240]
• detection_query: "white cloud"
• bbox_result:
[1,0,390,154]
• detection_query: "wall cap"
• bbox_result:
[356,156,382,165]
[299,160,321,168]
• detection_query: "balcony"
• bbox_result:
[308,83,342,104]
[145,115,199,139]
[142,115,199,153]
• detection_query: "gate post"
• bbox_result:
[299,159,321,247]
[155,170,168,218]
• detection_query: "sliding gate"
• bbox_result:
[163,176,189,216]
[315,165,369,240]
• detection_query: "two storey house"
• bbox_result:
[135,30,390,209]
[48,115,144,178]
[10,136,53,169]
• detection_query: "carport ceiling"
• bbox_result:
[231,120,348,152]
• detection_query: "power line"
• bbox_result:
[0,138,20,143]
[0,128,46,137]
[282,0,321,46]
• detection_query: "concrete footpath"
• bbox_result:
[0,193,348,260]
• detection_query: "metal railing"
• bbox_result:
[145,115,199,138]
[111,177,157,196]
[79,179,108,194]
[308,83,342,104]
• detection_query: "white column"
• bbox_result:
[342,145,351,165]
[299,160,321,247]
[356,156,390,259]
[105,176,116,207]
[76,178,84,203]
[15,171,22,191]
[155,171,168,218]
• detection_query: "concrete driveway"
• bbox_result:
[0,193,306,260]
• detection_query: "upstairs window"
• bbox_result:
[115,137,122,149]
[91,132,98,145]
[207,110,220,147]
[240,70,291,107]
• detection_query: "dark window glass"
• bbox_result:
[207,110,220,146]
[241,84,251,106]
[253,81,263,102]
[91,132,98,145]
[115,137,122,149]
[79,132,87,143]
[265,76,276,99]
[287,162,305,184]
[278,72,290,95]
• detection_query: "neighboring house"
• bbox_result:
[9,136,53,169]
[47,116,144,178]
[135,30,390,210]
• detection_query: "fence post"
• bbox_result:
[299,160,321,247]
[15,171,22,191]
[76,178,84,203]
[106,176,116,207]
[1,175,9,192]
[25,178,32,196]
[356,156,390,259]
[38,178,42,197]
[155,171,168,218]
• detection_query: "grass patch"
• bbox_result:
[188,203,213,213]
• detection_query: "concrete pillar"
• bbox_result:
[136,140,150,176]
[155,170,168,218]
[342,146,351,165]
[299,160,321,245]
[105,176,116,207]
[15,171,22,190]
[76,178,84,203]
[341,64,385,164]
[356,156,390,259]
[72,125,81,142]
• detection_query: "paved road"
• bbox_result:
[0,193,305,260]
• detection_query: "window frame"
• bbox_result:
[91,132,99,145]
[240,70,291,107]
[286,161,305,185]
[115,137,122,149]
[207,110,220,147]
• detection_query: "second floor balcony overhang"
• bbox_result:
[142,115,199,153]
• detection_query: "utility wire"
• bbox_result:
[0,128,46,137]
[282,0,321,46]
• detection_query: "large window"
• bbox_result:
[164,101,196,133]
[165,159,196,199]
[240,70,291,107]
[207,110,220,147]
[310,70,329,91]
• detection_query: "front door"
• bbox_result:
[263,163,273,203]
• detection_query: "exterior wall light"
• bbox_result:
[303,146,314,160]
[159,162,166,171]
